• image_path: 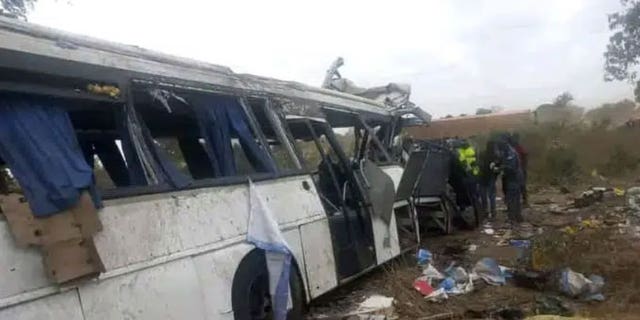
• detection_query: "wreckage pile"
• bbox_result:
[307,184,640,319]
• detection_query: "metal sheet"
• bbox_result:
[79,258,206,320]
[362,161,395,224]
[254,176,324,225]
[300,220,337,298]
[0,290,83,320]
[0,17,391,118]
[282,228,309,301]
[381,165,404,191]
[372,166,403,264]
[371,211,401,265]
[0,221,50,300]
[95,175,322,271]
[394,151,426,200]
[192,243,254,318]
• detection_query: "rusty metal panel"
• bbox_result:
[0,221,50,301]
[79,258,206,320]
[300,219,337,298]
[0,290,83,320]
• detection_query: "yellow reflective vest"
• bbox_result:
[457,146,479,176]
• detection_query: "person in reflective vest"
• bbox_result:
[457,142,480,177]
[452,140,480,220]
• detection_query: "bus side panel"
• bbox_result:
[192,243,253,319]
[95,184,249,271]
[0,290,83,320]
[95,175,322,272]
[282,228,309,302]
[300,219,337,299]
[192,229,308,320]
[79,258,206,320]
[372,166,404,265]
[0,221,50,301]
[254,176,323,225]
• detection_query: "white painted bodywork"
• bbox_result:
[0,17,414,320]
[300,219,338,298]
[0,17,392,118]
[0,290,83,320]
[373,165,405,264]
[0,165,407,319]
[0,175,330,319]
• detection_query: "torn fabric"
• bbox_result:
[0,94,100,216]
[247,180,292,320]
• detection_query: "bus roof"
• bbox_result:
[0,16,390,117]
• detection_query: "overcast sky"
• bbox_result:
[28,0,631,117]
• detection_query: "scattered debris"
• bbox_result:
[416,248,432,265]
[482,223,496,235]
[513,270,551,291]
[509,239,532,266]
[573,188,604,208]
[627,186,640,216]
[413,277,435,296]
[549,204,565,215]
[422,264,445,280]
[525,316,590,320]
[473,257,506,285]
[559,268,605,301]
[534,295,575,317]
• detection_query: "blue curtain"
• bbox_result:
[191,95,276,176]
[0,95,101,217]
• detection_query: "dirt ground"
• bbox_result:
[306,182,640,320]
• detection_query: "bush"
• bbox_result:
[544,147,581,185]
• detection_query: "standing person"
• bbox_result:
[453,139,480,221]
[509,133,529,206]
[479,139,500,219]
[498,136,524,225]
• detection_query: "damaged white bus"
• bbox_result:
[0,17,429,320]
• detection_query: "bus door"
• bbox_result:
[286,119,376,280]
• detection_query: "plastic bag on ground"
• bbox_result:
[425,288,449,302]
[448,266,469,283]
[422,264,444,282]
[559,268,605,301]
[438,276,473,295]
[416,248,433,265]
[473,257,506,285]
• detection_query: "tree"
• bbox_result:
[553,92,574,107]
[0,0,36,19]
[475,108,493,115]
[604,0,640,101]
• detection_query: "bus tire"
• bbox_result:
[232,249,305,320]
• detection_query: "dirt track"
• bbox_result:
[307,183,640,319]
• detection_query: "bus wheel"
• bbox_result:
[232,249,305,320]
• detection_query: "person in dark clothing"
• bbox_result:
[497,137,524,224]
[478,140,500,219]
[509,133,528,206]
